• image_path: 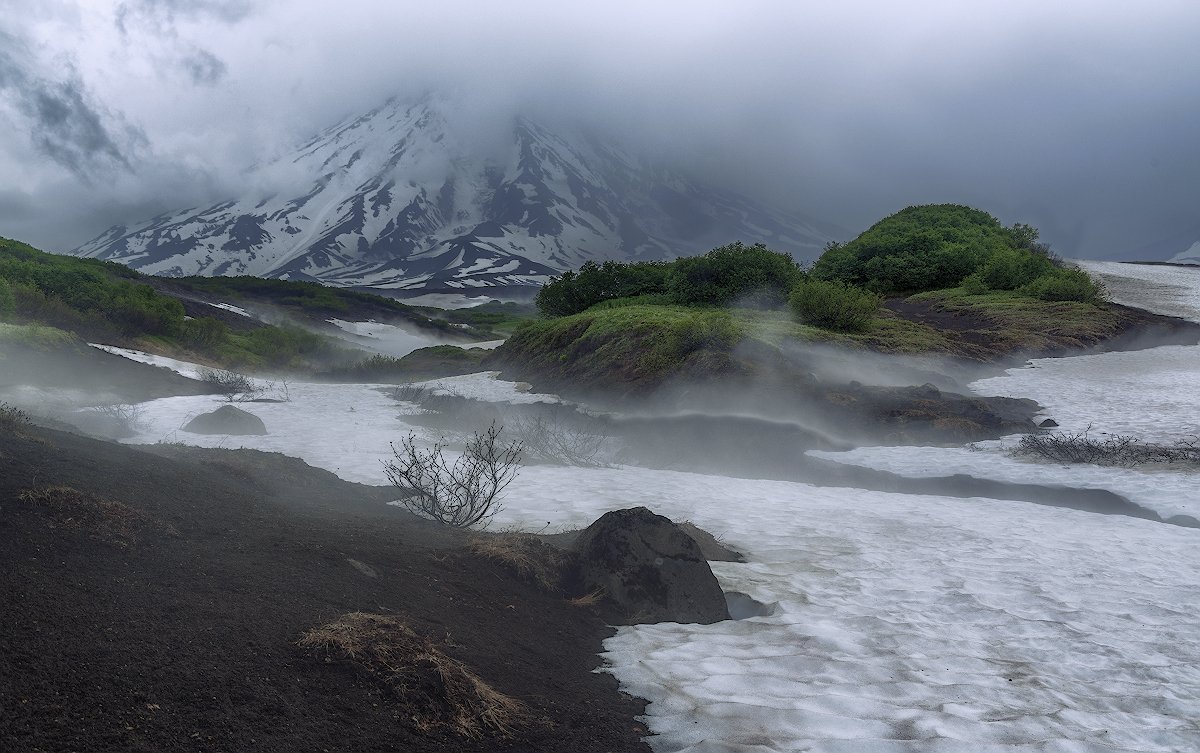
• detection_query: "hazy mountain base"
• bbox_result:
[0,422,652,753]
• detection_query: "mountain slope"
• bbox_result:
[74,97,840,292]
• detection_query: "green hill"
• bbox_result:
[487,205,1195,397]
[0,237,342,371]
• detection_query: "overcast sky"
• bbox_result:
[2,0,1198,259]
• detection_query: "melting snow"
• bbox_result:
[90,260,1200,752]
[208,301,252,317]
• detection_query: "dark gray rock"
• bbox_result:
[1039,418,1059,428]
[572,507,730,625]
[182,405,267,436]
[677,521,744,562]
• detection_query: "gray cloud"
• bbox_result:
[115,0,255,33]
[0,33,143,180]
[3,1,1200,259]
[180,47,227,85]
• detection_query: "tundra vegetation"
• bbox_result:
[0,236,340,371]
[518,204,1113,387]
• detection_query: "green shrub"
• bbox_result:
[232,324,331,366]
[811,205,1035,294]
[670,310,742,354]
[1018,268,1106,303]
[0,322,80,349]
[0,237,184,337]
[0,278,14,319]
[586,293,675,310]
[180,316,231,349]
[535,242,801,316]
[789,278,881,332]
[976,247,1055,290]
[536,260,671,317]
[666,242,801,307]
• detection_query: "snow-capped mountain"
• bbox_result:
[74,96,840,292]
[1168,241,1200,265]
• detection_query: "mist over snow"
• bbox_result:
[2,1,1200,261]
[78,258,1200,751]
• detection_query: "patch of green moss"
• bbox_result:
[0,322,81,350]
[497,305,745,388]
[911,287,1120,351]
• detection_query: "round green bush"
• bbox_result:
[1018,268,1106,303]
[789,278,881,332]
[666,242,802,307]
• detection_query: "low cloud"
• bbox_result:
[179,48,228,85]
[2,1,1199,258]
[0,35,143,180]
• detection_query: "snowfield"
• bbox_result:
[101,261,1199,752]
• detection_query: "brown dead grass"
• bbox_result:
[466,533,572,593]
[298,612,527,739]
[17,485,173,547]
[568,588,605,608]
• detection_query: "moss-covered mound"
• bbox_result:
[483,305,755,396]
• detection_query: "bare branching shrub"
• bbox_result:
[466,533,571,592]
[0,401,30,430]
[298,612,526,738]
[384,422,523,529]
[196,367,260,402]
[78,402,146,438]
[418,389,478,417]
[1011,429,1200,467]
[388,383,430,403]
[509,409,608,467]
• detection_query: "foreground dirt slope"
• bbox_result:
[0,424,649,753]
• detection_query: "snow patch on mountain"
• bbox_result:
[1168,240,1200,265]
[73,96,839,292]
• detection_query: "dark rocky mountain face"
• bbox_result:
[74,97,840,293]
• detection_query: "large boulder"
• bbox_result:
[182,405,267,436]
[572,507,729,624]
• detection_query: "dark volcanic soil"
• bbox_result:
[0,423,650,753]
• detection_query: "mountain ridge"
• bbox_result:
[73,96,841,293]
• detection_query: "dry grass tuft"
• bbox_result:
[17,485,172,547]
[568,588,605,608]
[466,533,572,593]
[298,612,527,739]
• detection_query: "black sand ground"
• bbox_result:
[0,422,650,753]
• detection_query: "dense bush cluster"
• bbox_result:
[529,204,1105,343]
[0,238,185,337]
[789,278,881,332]
[0,236,339,369]
[808,204,1102,302]
[665,242,803,307]
[535,242,802,316]
[534,260,672,317]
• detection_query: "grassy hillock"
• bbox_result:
[489,204,1190,395]
[486,305,750,393]
[0,237,345,371]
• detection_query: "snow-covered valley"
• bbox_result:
[95,260,1200,752]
